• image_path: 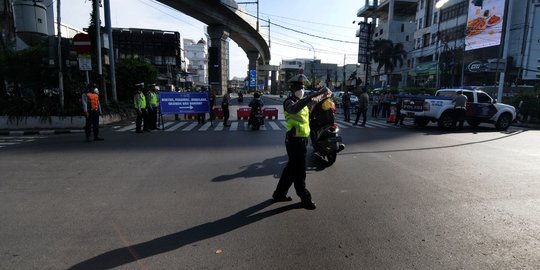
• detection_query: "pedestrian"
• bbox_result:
[134,83,148,133]
[272,74,331,210]
[394,94,404,126]
[452,90,468,129]
[222,89,231,127]
[341,90,351,122]
[82,83,104,142]
[354,88,369,126]
[380,92,390,118]
[147,85,159,130]
[371,92,380,117]
[209,90,216,122]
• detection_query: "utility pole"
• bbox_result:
[94,0,106,104]
[104,0,117,102]
[56,0,64,108]
[497,0,514,102]
[238,1,259,32]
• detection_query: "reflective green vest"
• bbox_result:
[134,92,146,109]
[149,92,158,106]
[284,106,310,137]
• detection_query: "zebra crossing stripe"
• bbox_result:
[117,124,136,132]
[279,121,287,128]
[182,122,198,131]
[229,122,239,131]
[199,122,212,131]
[268,121,280,130]
[215,122,224,131]
[366,121,397,128]
[166,122,187,132]
[161,121,175,129]
[0,142,17,145]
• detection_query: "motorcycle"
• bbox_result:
[249,107,264,130]
[310,97,345,166]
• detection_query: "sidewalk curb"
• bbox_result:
[0,129,84,136]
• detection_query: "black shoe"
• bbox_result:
[94,137,104,141]
[272,195,293,202]
[359,124,365,127]
[302,200,317,210]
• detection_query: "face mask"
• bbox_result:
[294,89,304,99]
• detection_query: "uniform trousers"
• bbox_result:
[85,110,100,138]
[274,134,312,202]
[136,108,148,132]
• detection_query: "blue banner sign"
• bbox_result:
[159,92,210,114]
[249,69,257,87]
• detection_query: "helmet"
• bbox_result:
[94,88,99,95]
[288,74,309,84]
[254,92,260,98]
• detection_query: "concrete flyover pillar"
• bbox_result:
[207,25,230,95]
[246,51,259,92]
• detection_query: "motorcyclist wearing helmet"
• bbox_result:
[248,92,264,127]
[272,73,331,210]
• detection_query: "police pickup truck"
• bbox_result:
[399,89,516,130]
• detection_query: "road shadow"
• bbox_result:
[68,199,301,270]
[212,155,287,182]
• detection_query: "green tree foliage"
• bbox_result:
[371,39,407,75]
[115,58,158,101]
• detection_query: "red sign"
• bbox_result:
[73,33,91,54]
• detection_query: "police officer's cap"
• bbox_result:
[288,74,309,84]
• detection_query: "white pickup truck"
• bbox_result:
[399,89,516,130]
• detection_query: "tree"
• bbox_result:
[115,58,158,101]
[371,39,406,75]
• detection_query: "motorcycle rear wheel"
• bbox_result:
[326,153,337,166]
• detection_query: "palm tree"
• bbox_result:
[371,39,406,86]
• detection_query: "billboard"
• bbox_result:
[357,22,371,64]
[465,0,506,51]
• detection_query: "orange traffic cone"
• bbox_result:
[387,104,396,123]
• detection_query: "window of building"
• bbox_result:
[422,33,430,48]
[164,56,176,65]
[380,29,383,35]
[431,34,437,45]
[155,56,162,65]
[406,35,409,42]
[420,0,424,10]
[418,18,423,30]
[401,24,405,32]
[433,11,438,24]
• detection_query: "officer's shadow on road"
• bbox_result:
[68,199,302,270]
[212,155,287,182]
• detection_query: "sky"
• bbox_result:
[61,0,365,79]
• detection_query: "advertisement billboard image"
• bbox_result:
[465,0,506,51]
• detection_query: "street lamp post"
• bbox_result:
[300,40,316,88]
[435,0,449,89]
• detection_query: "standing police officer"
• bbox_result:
[134,83,148,133]
[147,85,159,130]
[272,74,331,210]
[82,83,104,142]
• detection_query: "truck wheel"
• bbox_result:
[495,113,512,130]
[414,118,429,127]
[437,112,453,130]
[467,120,480,127]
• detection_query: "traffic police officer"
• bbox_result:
[147,85,159,130]
[134,83,148,133]
[82,83,104,142]
[272,74,331,210]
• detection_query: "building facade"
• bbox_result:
[183,38,209,89]
[112,28,182,86]
[356,0,418,88]
[278,59,338,92]
[410,0,540,89]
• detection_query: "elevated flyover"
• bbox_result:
[157,0,272,94]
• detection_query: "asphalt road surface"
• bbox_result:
[1,111,539,269]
